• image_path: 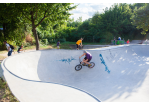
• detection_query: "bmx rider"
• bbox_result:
[76,38,83,50]
[79,50,92,67]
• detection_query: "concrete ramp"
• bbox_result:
[1,45,149,102]
[83,45,112,49]
[130,40,143,44]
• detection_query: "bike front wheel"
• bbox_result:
[75,64,82,71]
[88,62,95,68]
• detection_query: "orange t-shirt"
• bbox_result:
[76,40,82,45]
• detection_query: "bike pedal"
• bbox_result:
[88,64,92,67]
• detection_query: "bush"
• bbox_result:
[100,39,106,43]
[24,42,31,47]
[32,39,36,45]
[47,37,55,43]
[0,44,6,50]
[42,39,48,45]
[55,38,66,43]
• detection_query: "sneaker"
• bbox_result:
[88,64,92,67]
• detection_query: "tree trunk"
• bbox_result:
[32,27,39,50]
[3,23,6,40]
[31,11,39,50]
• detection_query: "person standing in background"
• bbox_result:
[127,39,130,44]
[17,45,25,53]
[57,40,61,49]
[76,38,83,50]
[3,41,12,56]
[113,37,116,45]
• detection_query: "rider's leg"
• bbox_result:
[83,59,90,65]
[81,59,86,64]
[76,44,79,50]
[81,57,89,64]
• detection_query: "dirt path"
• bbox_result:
[0,45,54,62]
[0,48,38,62]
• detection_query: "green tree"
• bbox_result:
[131,3,149,35]
[0,3,31,48]
[13,3,77,50]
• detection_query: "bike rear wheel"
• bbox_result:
[75,64,82,71]
[88,62,95,68]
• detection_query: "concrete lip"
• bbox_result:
[1,44,149,102]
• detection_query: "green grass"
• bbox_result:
[50,41,73,49]
[0,78,6,89]
[0,78,18,102]
[50,41,110,49]
[83,42,110,45]
[0,41,110,53]
[24,45,36,50]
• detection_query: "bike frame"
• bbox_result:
[79,58,89,66]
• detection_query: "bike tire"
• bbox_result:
[75,64,82,71]
[88,62,95,68]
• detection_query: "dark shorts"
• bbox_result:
[76,44,79,48]
[8,50,12,56]
[84,57,92,62]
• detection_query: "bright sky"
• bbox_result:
[67,0,146,22]
[69,3,115,21]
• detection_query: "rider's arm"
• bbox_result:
[7,46,10,52]
[79,53,85,58]
[6,44,10,52]
[80,40,82,46]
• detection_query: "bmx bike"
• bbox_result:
[76,45,83,50]
[75,58,95,71]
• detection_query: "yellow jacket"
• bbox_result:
[76,40,82,45]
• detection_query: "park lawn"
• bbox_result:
[51,41,75,49]
[0,41,110,54]
[83,42,109,45]
[50,41,110,49]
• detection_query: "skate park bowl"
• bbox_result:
[1,44,149,102]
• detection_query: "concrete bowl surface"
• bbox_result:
[1,44,149,102]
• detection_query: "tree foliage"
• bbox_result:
[0,3,32,49]
[131,3,149,35]
[0,3,77,50]
[52,3,147,43]
[0,3,148,49]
